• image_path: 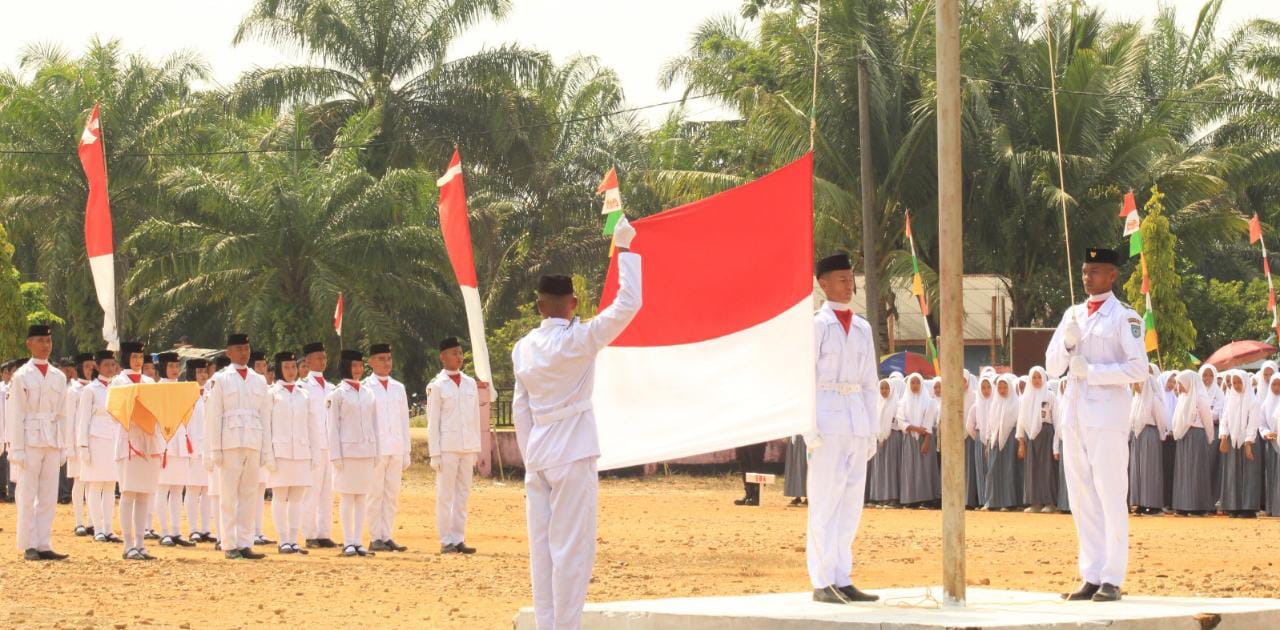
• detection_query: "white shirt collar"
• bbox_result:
[30,358,49,366]
[540,317,572,329]
[1087,291,1113,304]
[444,370,460,376]
[825,300,851,312]
[307,371,325,378]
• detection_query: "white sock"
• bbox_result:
[120,494,137,549]
[72,478,86,527]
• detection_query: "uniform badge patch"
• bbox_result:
[1128,318,1142,339]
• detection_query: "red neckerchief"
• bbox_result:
[834,309,852,333]
[127,373,141,384]
[448,373,462,386]
[35,363,48,376]
[236,368,248,380]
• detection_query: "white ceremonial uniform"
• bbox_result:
[300,371,336,541]
[6,359,68,552]
[204,364,274,551]
[427,370,484,546]
[364,374,410,543]
[266,382,315,546]
[63,378,89,479]
[512,251,642,630]
[1045,291,1147,587]
[806,301,879,590]
[327,380,377,548]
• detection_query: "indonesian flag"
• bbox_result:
[1249,213,1263,245]
[77,103,119,351]
[333,292,344,336]
[592,155,815,470]
[1121,191,1141,237]
[436,149,492,383]
[598,167,623,236]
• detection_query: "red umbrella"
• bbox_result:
[1205,340,1276,371]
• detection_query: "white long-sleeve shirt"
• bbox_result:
[300,371,334,455]
[4,359,68,457]
[364,374,411,460]
[512,252,642,472]
[268,382,317,462]
[327,380,377,461]
[813,302,879,437]
[1045,292,1148,432]
[204,364,273,464]
[426,371,483,457]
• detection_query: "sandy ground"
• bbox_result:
[1,470,1277,629]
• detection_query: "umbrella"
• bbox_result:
[1205,340,1276,371]
[878,351,936,378]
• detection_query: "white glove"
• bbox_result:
[1063,318,1082,349]
[612,215,636,249]
[804,434,823,454]
[430,457,441,472]
[7,450,24,467]
[79,447,91,466]
[1069,356,1089,380]
[332,459,344,472]
[263,457,278,473]
[206,451,223,471]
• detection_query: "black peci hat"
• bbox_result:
[214,355,231,370]
[120,341,144,354]
[438,337,461,352]
[226,333,250,347]
[1084,247,1122,266]
[302,341,325,355]
[27,324,52,338]
[368,343,392,356]
[94,350,116,363]
[815,253,853,278]
[249,350,266,363]
[142,353,155,365]
[537,274,574,296]
[74,352,95,364]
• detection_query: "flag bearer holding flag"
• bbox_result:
[1046,247,1148,602]
[5,325,70,561]
[808,254,880,605]
[512,215,640,630]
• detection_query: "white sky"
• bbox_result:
[0,0,1275,126]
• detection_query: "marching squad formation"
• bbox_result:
[3,224,1279,629]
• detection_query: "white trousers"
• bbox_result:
[184,486,211,534]
[366,455,404,541]
[88,481,116,535]
[1061,423,1130,586]
[158,485,185,536]
[339,493,367,547]
[15,446,61,552]
[71,477,87,527]
[525,457,598,630]
[217,448,260,551]
[271,486,307,546]
[255,482,266,536]
[303,454,334,539]
[436,452,477,545]
[806,434,873,589]
[120,491,152,551]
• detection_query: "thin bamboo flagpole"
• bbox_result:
[1043,2,1077,305]
[809,0,822,152]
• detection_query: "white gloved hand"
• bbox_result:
[1063,318,1082,349]
[430,457,441,473]
[1069,356,1089,380]
[804,434,823,454]
[612,215,636,249]
[7,450,24,467]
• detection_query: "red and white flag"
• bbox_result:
[333,292,344,337]
[593,155,815,470]
[77,102,119,351]
[436,149,492,383]
[1120,191,1141,237]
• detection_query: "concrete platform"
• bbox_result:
[514,587,1280,629]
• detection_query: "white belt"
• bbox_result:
[817,383,862,395]
[25,412,55,420]
[532,399,593,427]
[222,409,260,420]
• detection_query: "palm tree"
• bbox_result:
[0,38,210,350]
[230,0,548,175]
[124,107,456,371]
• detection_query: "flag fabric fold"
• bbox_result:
[592,154,815,470]
[904,210,939,372]
[333,292,344,337]
[77,103,119,351]
[1247,213,1278,336]
[436,149,492,383]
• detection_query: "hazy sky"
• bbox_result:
[0,0,1275,125]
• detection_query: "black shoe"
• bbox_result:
[733,497,759,506]
[1064,582,1100,601]
[224,548,244,560]
[23,548,42,561]
[85,526,95,536]
[189,532,205,543]
[813,586,851,604]
[788,497,804,507]
[342,545,359,557]
[838,585,878,602]
[124,548,145,561]
[453,542,474,555]
[106,533,124,544]
[1092,583,1122,602]
[254,535,274,546]
[278,544,296,555]
[74,526,89,537]
[173,536,196,548]
[441,543,459,554]
[369,539,389,552]
[385,539,408,552]
[144,529,159,540]
[291,544,308,555]
[355,546,374,557]
[240,548,266,560]
[305,538,320,548]
[317,538,338,549]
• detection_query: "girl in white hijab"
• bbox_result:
[868,374,906,505]
[1220,370,1262,517]
[1052,377,1071,513]
[1128,367,1169,515]
[1171,370,1216,515]
[1016,367,1057,513]
[965,377,994,508]
[984,374,1023,510]
[1259,374,1280,517]
[897,374,940,507]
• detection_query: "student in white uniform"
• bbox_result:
[1045,247,1148,603]
[248,350,274,546]
[66,352,94,536]
[299,341,338,550]
[154,352,196,547]
[511,216,641,627]
[203,355,231,547]
[1017,366,1058,513]
[5,325,70,561]
[183,359,214,543]
[364,343,411,553]
[110,341,164,560]
[805,253,880,605]
[328,349,378,557]
[204,334,275,560]
[1128,366,1169,516]
[427,336,486,554]
[266,351,316,555]
[1219,370,1262,518]
[966,377,994,509]
[77,351,123,543]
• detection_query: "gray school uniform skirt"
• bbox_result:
[869,430,904,502]
[1220,441,1263,512]
[984,435,1023,509]
[899,432,940,504]
[783,435,807,498]
[1128,425,1164,509]
[1023,425,1057,506]
[1172,428,1217,512]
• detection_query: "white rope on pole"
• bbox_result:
[1043,2,1077,305]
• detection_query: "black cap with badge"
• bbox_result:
[1085,247,1121,266]
[815,253,853,278]
[27,324,51,338]
[439,337,461,352]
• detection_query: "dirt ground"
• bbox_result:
[0,470,1277,629]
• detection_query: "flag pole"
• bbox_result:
[96,103,122,346]
[809,0,822,152]
[1043,2,1076,305]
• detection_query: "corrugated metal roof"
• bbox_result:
[813,274,1011,344]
